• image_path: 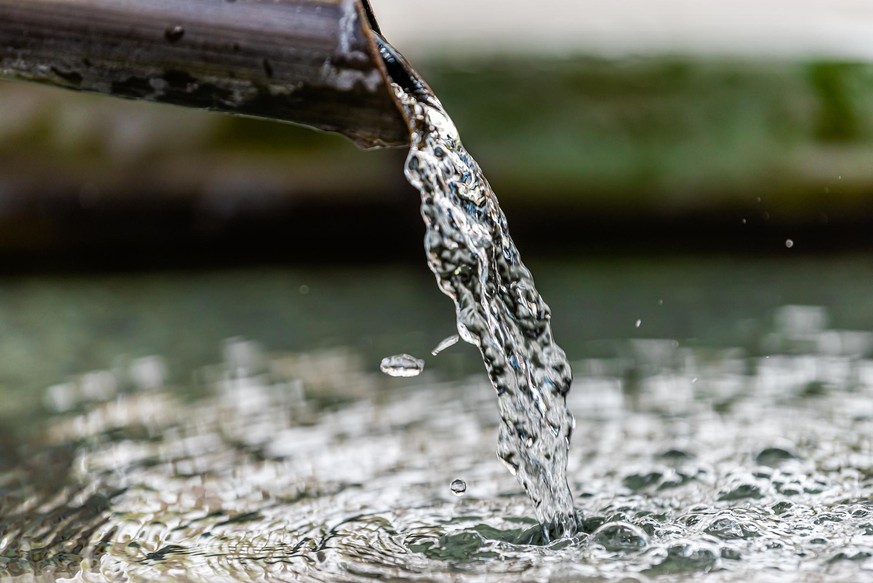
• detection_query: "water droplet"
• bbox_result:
[741,218,747,224]
[635,319,642,328]
[785,239,794,249]
[164,25,185,43]
[450,479,466,496]
[431,334,460,356]
[379,354,425,377]
[299,284,310,295]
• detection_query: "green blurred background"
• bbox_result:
[2,1,873,271]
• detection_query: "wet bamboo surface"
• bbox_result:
[0,0,408,147]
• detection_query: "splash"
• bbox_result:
[393,82,577,538]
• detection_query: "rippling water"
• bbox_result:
[3,300,873,581]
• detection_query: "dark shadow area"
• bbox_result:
[0,192,871,275]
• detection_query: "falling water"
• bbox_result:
[391,79,577,537]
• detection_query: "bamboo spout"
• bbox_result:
[0,0,409,148]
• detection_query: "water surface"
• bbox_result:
[2,258,873,581]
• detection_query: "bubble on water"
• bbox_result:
[223,337,264,376]
[129,356,167,391]
[829,548,873,563]
[44,383,77,412]
[659,448,696,463]
[592,521,648,552]
[623,471,664,492]
[431,335,460,356]
[718,481,765,501]
[704,516,745,540]
[80,370,118,401]
[380,354,425,377]
[450,479,467,496]
[650,540,721,574]
[755,447,799,468]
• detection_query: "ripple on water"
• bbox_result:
[3,315,873,581]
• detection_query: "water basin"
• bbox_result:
[2,256,873,581]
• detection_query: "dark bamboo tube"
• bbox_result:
[0,0,409,148]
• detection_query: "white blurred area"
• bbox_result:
[370,0,873,60]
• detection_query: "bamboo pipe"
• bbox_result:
[0,0,409,148]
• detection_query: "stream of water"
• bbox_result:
[393,79,577,538]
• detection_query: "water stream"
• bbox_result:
[393,79,577,538]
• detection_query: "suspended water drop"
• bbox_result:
[450,479,467,496]
[785,239,794,249]
[635,319,642,328]
[380,354,425,377]
[431,334,460,356]
[164,25,185,43]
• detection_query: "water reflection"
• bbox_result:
[1,306,873,581]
